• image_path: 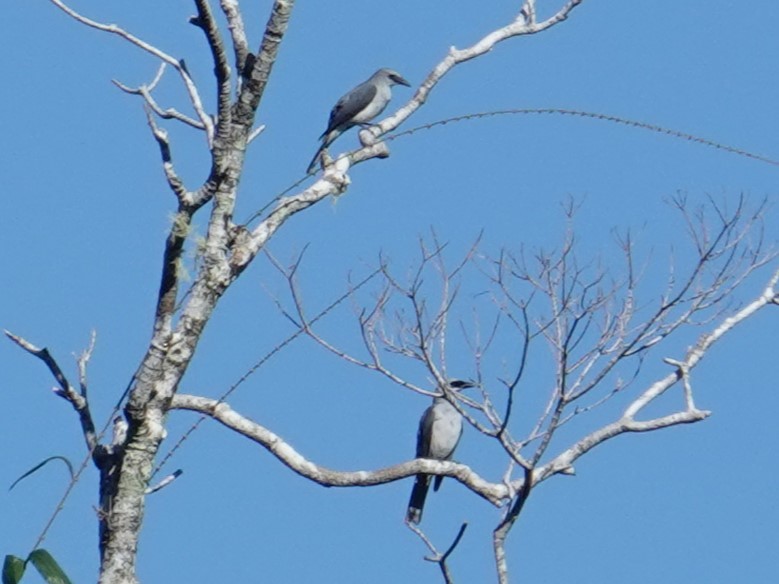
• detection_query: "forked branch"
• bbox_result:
[5,330,100,455]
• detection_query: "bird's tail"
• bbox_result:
[406,474,430,524]
[306,129,342,174]
[306,142,326,174]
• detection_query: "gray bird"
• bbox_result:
[307,68,411,174]
[406,380,474,524]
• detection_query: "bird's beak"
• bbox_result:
[449,379,476,390]
[393,75,411,87]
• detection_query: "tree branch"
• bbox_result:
[191,0,232,136]
[234,0,295,123]
[143,106,191,202]
[48,0,214,144]
[113,69,206,131]
[407,522,469,584]
[493,466,533,584]
[218,0,250,82]
[237,0,587,267]
[5,330,99,454]
[170,393,505,504]
[340,0,586,170]
[624,267,779,418]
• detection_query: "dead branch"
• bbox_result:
[191,0,232,136]
[236,0,590,269]
[169,393,505,504]
[218,0,249,76]
[48,0,215,143]
[5,330,99,453]
[143,106,191,201]
[113,68,206,131]
[406,521,469,584]
[343,0,585,170]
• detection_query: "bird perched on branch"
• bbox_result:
[406,379,474,525]
[306,68,411,174]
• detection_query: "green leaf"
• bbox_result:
[2,555,26,584]
[28,550,72,584]
[9,457,75,491]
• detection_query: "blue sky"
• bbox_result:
[2,1,779,582]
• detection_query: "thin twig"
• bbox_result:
[48,0,214,143]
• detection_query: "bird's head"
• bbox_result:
[378,68,411,87]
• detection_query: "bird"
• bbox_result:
[406,379,474,525]
[306,68,411,174]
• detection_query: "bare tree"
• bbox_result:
[266,196,777,581]
[6,1,778,583]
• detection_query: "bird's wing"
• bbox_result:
[416,404,435,458]
[322,81,378,138]
[431,408,462,491]
[444,422,463,460]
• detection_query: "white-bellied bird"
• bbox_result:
[307,68,411,173]
[406,379,474,524]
